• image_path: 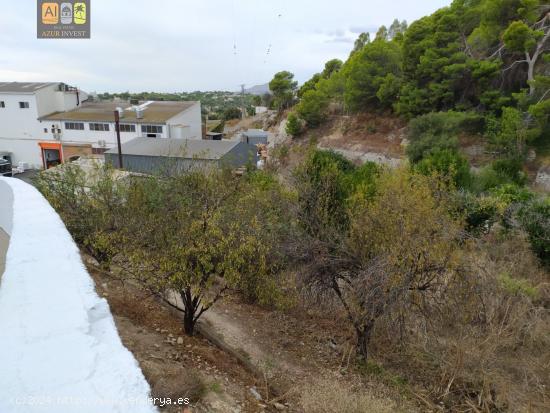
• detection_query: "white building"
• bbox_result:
[0,82,84,169]
[0,82,202,169]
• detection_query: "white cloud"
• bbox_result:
[0,0,452,92]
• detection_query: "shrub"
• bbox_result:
[498,272,539,299]
[285,112,303,137]
[454,191,500,234]
[406,111,482,163]
[415,149,472,188]
[518,198,550,265]
[474,158,527,192]
[296,89,330,128]
[223,106,242,120]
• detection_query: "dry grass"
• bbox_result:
[300,378,399,413]
[146,365,206,403]
[365,232,550,412]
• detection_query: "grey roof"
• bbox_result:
[105,138,240,160]
[43,101,198,124]
[242,129,268,138]
[0,82,58,94]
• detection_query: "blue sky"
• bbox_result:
[0,0,451,92]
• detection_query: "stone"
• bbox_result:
[177,337,184,345]
[535,169,550,191]
[273,402,286,410]
[249,387,262,401]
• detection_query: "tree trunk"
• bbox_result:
[526,52,535,96]
[356,322,374,360]
[180,287,198,336]
[183,308,195,336]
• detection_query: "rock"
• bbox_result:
[273,402,286,410]
[177,337,184,345]
[249,387,262,401]
[535,168,550,191]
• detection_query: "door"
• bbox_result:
[44,149,61,168]
[38,142,63,169]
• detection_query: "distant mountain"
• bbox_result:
[245,83,270,96]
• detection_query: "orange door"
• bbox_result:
[38,142,63,169]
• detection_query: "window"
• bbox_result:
[141,125,163,134]
[65,122,84,130]
[0,101,5,108]
[44,128,48,133]
[19,102,29,109]
[119,124,136,133]
[89,123,110,131]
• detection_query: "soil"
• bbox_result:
[87,259,419,413]
[315,113,407,159]
[201,297,418,412]
[87,263,274,413]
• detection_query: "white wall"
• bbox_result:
[56,121,169,151]
[0,177,156,413]
[0,85,82,168]
[167,102,201,140]
[0,94,201,168]
[0,180,13,235]
[0,93,45,168]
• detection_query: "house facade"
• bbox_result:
[0,82,201,169]
[0,82,84,168]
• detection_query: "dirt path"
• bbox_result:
[87,266,272,413]
[199,297,411,411]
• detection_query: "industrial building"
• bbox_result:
[0,81,201,169]
[105,137,258,175]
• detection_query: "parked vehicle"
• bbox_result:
[0,159,12,177]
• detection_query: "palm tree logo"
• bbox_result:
[74,3,86,25]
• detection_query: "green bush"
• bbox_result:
[456,191,500,234]
[415,149,472,188]
[406,111,482,163]
[518,198,550,265]
[498,273,539,299]
[473,158,527,192]
[286,112,303,137]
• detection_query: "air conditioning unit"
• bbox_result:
[98,140,107,147]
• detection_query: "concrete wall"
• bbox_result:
[0,180,13,236]
[167,102,201,140]
[0,85,82,168]
[0,177,156,413]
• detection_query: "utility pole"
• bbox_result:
[240,84,246,119]
[114,110,123,168]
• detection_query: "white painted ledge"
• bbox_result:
[0,178,156,413]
